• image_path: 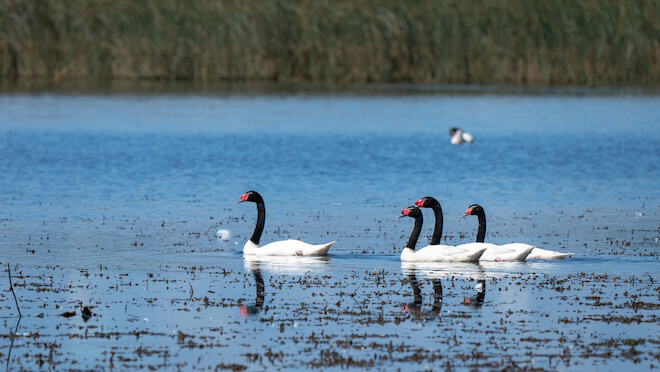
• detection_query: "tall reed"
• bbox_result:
[0,0,658,85]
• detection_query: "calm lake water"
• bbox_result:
[1,82,659,370]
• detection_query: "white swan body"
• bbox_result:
[238,191,334,257]
[452,242,532,261]
[450,127,474,145]
[243,239,335,256]
[476,243,533,261]
[527,247,574,259]
[401,244,486,262]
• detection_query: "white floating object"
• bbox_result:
[216,229,231,241]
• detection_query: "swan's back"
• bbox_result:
[244,239,334,256]
[527,247,574,259]
[401,244,487,262]
[480,243,533,261]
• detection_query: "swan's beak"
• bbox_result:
[460,208,472,218]
[237,193,248,203]
[414,199,424,207]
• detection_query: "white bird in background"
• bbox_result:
[449,127,474,145]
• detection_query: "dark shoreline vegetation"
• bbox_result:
[0,0,658,85]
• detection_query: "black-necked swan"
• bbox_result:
[238,191,335,256]
[414,197,505,261]
[399,206,486,262]
[449,127,474,145]
[462,204,573,260]
[459,204,533,261]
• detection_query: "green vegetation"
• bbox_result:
[0,0,658,85]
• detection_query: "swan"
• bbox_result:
[459,204,533,261]
[238,191,335,256]
[399,206,486,262]
[449,127,474,145]
[415,197,527,261]
[462,204,573,260]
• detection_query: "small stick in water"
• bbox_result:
[7,263,22,317]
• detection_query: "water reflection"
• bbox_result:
[462,279,486,308]
[241,256,330,317]
[400,272,444,322]
[401,262,487,312]
[400,261,482,279]
[243,255,330,275]
[240,264,265,317]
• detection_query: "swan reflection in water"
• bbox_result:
[400,271,444,322]
[462,278,486,308]
[240,255,330,317]
[240,265,265,316]
[401,262,487,318]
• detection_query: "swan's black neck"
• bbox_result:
[254,270,265,308]
[408,274,422,310]
[250,199,266,244]
[432,279,443,311]
[406,213,423,250]
[429,202,444,245]
[474,209,486,243]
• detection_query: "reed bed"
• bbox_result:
[0,0,658,85]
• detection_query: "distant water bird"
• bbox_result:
[398,206,486,262]
[461,204,573,260]
[237,191,334,256]
[449,127,474,145]
[216,229,231,241]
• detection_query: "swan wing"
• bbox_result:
[478,243,533,261]
[527,247,574,259]
[244,240,334,256]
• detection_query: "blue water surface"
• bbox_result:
[0,83,658,370]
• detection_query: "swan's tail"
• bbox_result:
[308,241,335,256]
[467,247,488,262]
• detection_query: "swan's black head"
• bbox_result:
[414,196,439,209]
[239,190,263,203]
[449,127,460,137]
[399,206,422,219]
[463,204,484,217]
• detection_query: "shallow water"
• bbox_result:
[0,82,659,370]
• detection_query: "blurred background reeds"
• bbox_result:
[0,0,658,85]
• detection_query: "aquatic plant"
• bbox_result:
[0,0,658,84]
